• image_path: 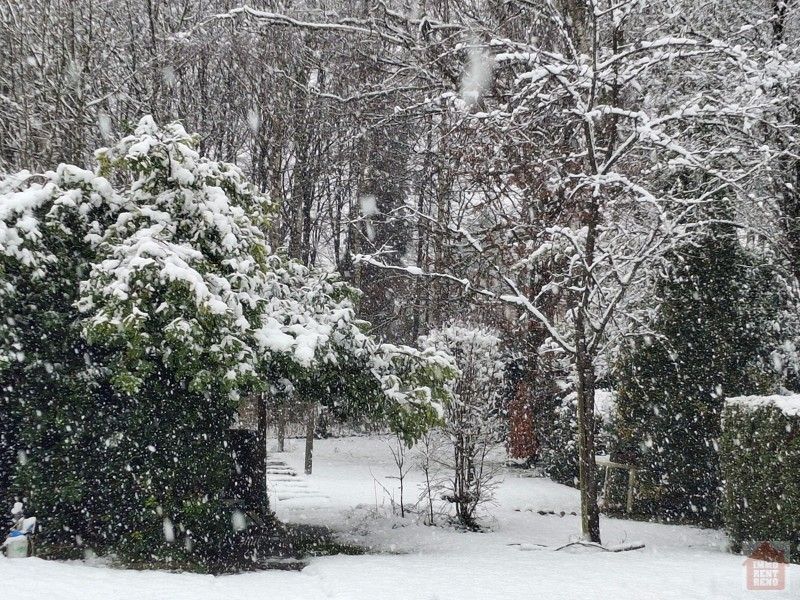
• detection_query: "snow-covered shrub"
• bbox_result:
[419,323,505,529]
[0,165,124,557]
[720,396,800,562]
[80,118,291,564]
[0,117,454,568]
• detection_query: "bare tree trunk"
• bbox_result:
[575,341,600,542]
[575,206,601,543]
[771,0,787,42]
[256,393,270,520]
[276,404,286,453]
[421,434,436,524]
[507,366,536,461]
[304,403,316,475]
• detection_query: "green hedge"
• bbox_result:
[720,397,800,562]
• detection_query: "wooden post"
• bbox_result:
[602,465,611,507]
[626,468,636,514]
[276,403,286,453]
[597,456,636,514]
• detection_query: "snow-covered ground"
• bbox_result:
[2,435,796,599]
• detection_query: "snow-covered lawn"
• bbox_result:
[2,435,796,599]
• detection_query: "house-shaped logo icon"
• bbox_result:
[743,541,788,591]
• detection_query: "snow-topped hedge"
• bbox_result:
[720,395,800,562]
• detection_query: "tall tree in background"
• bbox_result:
[352,0,780,541]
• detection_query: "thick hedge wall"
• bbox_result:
[720,397,800,562]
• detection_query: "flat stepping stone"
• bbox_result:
[266,459,329,506]
[277,494,328,501]
[278,497,331,508]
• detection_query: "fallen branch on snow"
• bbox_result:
[508,541,645,552]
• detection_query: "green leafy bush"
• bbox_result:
[0,117,455,570]
[720,397,800,562]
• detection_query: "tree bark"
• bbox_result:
[507,371,537,461]
[575,340,600,542]
[575,201,601,543]
[304,403,316,475]
[276,404,286,453]
[256,393,270,520]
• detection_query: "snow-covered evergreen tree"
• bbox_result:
[613,210,794,523]
[0,117,454,567]
[0,164,123,557]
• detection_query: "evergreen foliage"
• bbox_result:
[720,398,800,563]
[0,117,454,568]
[612,222,789,522]
[542,393,612,488]
[0,165,123,557]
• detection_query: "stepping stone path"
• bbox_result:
[267,458,330,508]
